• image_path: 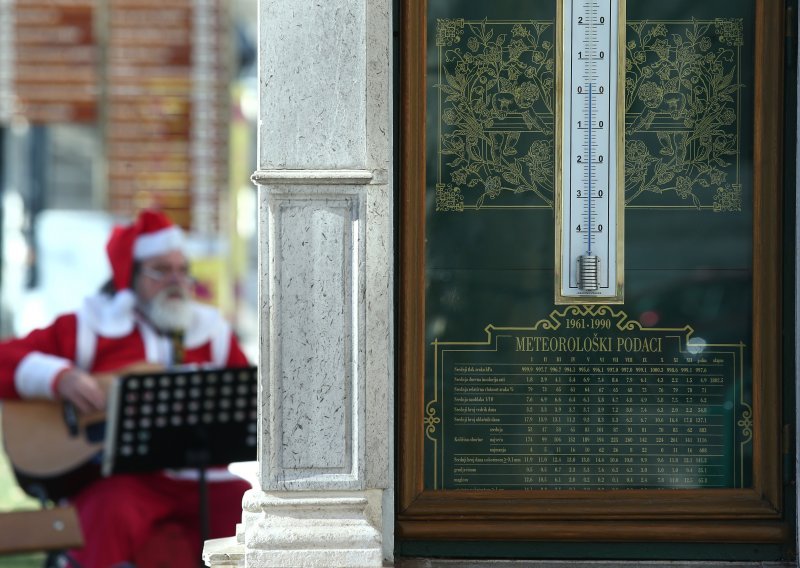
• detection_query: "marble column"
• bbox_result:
[204,0,393,566]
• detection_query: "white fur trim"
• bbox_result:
[75,311,97,371]
[210,323,231,366]
[79,291,137,338]
[133,226,185,259]
[137,302,228,363]
[77,295,231,363]
[185,302,231,364]
[14,352,72,399]
[137,320,169,365]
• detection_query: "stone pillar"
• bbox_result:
[204,0,393,566]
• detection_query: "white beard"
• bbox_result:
[140,287,192,332]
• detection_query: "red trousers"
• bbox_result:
[69,472,250,568]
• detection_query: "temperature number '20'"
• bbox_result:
[577,16,605,24]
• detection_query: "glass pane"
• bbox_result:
[423,0,755,491]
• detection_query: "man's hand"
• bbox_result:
[55,368,106,413]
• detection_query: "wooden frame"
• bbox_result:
[398,0,789,544]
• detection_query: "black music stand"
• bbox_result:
[102,366,258,565]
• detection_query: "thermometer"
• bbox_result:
[555,0,625,304]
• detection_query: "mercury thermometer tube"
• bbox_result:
[556,0,624,304]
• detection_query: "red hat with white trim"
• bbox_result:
[106,209,186,291]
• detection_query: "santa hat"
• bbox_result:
[106,209,186,292]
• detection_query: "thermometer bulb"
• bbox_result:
[578,254,600,291]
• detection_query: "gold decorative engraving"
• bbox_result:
[625,19,743,210]
[531,304,660,334]
[434,18,744,213]
[435,19,555,210]
[713,183,742,212]
[737,405,753,442]
[435,182,465,211]
[424,402,441,438]
[714,18,744,47]
[436,18,465,47]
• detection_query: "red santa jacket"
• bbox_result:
[0,292,248,400]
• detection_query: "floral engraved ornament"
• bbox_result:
[434,18,745,213]
[435,19,555,210]
[625,19,744,210]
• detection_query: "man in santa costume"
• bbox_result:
[0,209,250,567]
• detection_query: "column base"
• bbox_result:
[241,490,383,568]
[203,536,244,567]
[247,549,382,567]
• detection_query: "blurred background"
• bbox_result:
[0,0,258,564]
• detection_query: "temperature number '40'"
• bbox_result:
[576,224,604,233]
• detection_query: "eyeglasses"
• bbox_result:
[140,266,194,285]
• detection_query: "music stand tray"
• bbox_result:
[103,366,258,476]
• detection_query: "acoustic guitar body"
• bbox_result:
[2,400,104,500]
[1,362,161,500]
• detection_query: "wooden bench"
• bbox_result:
[0,507,83,555]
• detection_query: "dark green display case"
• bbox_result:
[398,0,792,557]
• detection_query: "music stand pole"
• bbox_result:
[198,465,208,568]
[186,449,210,568]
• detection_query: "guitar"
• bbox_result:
[1,362,161,500]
